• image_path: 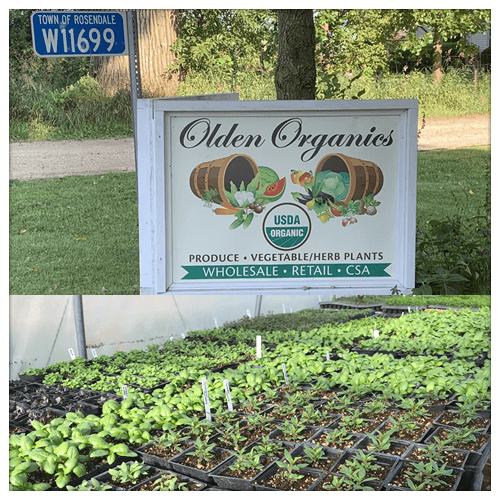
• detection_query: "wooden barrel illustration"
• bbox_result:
[314,153,383,202]
[190,154,260,205]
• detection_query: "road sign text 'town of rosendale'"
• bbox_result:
[31,11,128,57]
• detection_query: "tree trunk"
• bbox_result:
[432,31,443,85]
[92,9,179,97]
[275,9,316,100]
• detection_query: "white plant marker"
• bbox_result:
[201,377,211,422]
[68,348,76,360]
[256,335,262,358]
[247,309,252,319]
[214,318,219,329]
[283,303,286,314]
[282,363,288,383]
[223,379,233,411]
[91,348,98,358]
[170,336,174,342]
[326,350,330,360]
[122,385,128,399]
[181,333,186,339]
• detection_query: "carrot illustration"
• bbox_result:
[221,201,236,210]
[215,207,240,215]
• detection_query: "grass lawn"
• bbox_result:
[416,146,490,226]
[9,147,490,295]
[9,172,139,295]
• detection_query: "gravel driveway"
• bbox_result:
[9,114,490,181]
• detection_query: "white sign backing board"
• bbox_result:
[138,99,418,295]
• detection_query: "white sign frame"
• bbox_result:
[138,99,418,295]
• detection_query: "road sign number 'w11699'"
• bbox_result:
[31,11,128,57]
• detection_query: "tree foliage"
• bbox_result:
[169,9,278,79]
[315,10,413,77]
[401,9,491,57]
[400,9,491,82]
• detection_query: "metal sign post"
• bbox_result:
[31,9,142,202]
[126,10,142,191]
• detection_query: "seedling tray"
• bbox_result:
[314,470,383,491]
[135,439,194,470]
[289,442,344,473]
[252,463,324,491]
[208,453,277,491]
[169,445,232,483]
[382,458,463,491]
[331,449,400,485]
[401,442,470,470]
[92,461,166,491]
[352,436,413,459]
[424,426,491,465]
[128,470,206,491]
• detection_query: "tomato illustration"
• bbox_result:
[329,201,347,217]
[299,171,313,187]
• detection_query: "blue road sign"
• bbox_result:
[31,11,128,57]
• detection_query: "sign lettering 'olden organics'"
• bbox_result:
[138,100,418,294]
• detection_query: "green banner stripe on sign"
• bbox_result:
[181,263,391,280]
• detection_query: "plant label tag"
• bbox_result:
[283,303,286,314]
[256,335,262,358]
[122,385,128,399]
[374,330,379,338]
[214,318,218,328]
[170,336,174,342]
[68,348,76,360]
[91,348,98,358]
[223,379,233,411]
[326,350,330,360]
[247,309,252,319]
[181,333,186,339]
[282,363,288,383]
[201,377,212,421]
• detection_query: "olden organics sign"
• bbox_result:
[138,100,418,295]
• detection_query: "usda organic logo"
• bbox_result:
[263,203,311,250]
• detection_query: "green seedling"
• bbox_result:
[365,429,396,453]
[229,449,264,474]
[109,461,151,485]
[277,417,307,441]
[219,422,247,449]
[66,478,113,491]
[321,427,353,447]
[152,474,189,491]
[404,459,454,491]
[302,444,329,467]
[275,449,305,482]
[339,461,378,491]
[253,435,287,458]
[186,437,217,464]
